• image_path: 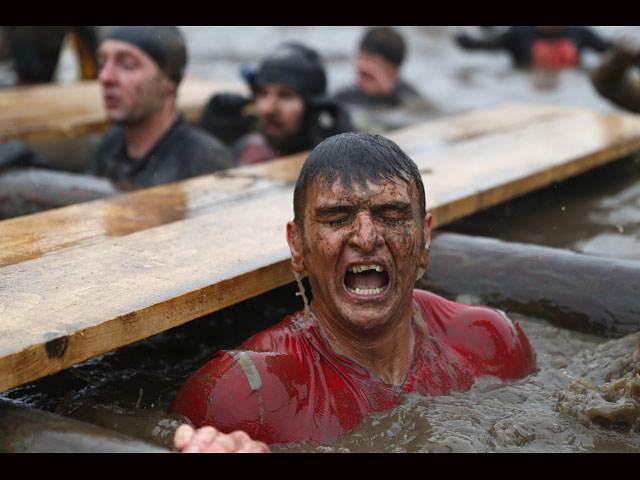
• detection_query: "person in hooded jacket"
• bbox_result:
[199,42,354,165]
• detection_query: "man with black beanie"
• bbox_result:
[335,26,438,134]
[200,42,353,165]
[87,26,234,187]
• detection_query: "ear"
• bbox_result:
[286,220,305,274]
[160,74,178,98]
[419,213,433,270]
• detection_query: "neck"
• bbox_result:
[311,302,416,386]
[124,102,178,159]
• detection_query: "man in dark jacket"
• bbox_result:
[334,26,439,133]
[87,26,234,187]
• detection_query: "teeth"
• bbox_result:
[347,286,385,295]
[349,264,384,273]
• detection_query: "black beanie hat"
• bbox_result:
[360,26,406,67]
[248,42,327,102]
[103,26,187,85]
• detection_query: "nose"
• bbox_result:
[98,59,117,85]
[257,92,277,115]
[348,212,383,252]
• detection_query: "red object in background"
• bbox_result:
[532,39,579,69]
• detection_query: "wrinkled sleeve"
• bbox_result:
[169,351,263,440]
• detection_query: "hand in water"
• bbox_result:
[174,424,271,453]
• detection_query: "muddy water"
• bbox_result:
[2,27,640,452]
[2,281,638,453]
[283,317,640,453]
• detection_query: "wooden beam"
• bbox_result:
[0,103,618,268]
[0,170,293,267]
[0,400,169,452]
[419,233,640,338]
[0,76,248,144]
[2,103,640,393]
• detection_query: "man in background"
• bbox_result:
[334,26,439,133]
[88,26,234,187]
[200,42,353,165]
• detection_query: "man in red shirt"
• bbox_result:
[171,132,536,453]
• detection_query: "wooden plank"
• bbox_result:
[388,102,583,157]
[0,190,295,393]
[2,103,640,393]
[0,103,597,268]
[3,103,640,269]
[0,171,292,267]
[414,107,640,226]
[0,76,248,144]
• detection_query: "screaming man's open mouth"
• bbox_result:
[344,264,390,296]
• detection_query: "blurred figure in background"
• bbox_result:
[87,26,234,187]
[200,42,353,165]
[1,26,99,84]
[591,38,640,113]
[455,26,613,70]
[334,26,439,133]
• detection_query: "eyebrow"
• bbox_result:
[313,203,356,217]
[313,200,412,217]
[372,201,412,213]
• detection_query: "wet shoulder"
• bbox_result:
[167,122,235,169]
[238,310,311,353]
[414,289,535,380]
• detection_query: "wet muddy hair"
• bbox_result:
[293,132,426,227]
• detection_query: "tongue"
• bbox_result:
[345,270,388,290]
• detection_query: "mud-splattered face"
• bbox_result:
[287,175,431,335]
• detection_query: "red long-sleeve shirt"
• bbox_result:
[170,289,535,445]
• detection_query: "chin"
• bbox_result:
[348,314,396,334]
[357,80,382,97]
[340,298,396,328]
[104,110,125,124]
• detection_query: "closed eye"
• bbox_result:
[328,217,351,227]
[378,216,402,226]
[315,204,354,228]
[374,203,411,226]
